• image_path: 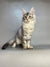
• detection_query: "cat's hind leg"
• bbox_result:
[12,37,22,48]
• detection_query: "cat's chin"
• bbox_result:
[24,21,29,23]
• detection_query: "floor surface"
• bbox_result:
[0,46,50,67]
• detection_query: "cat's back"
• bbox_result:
[16,26,23,38]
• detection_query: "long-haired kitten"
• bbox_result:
[2,8,36,50]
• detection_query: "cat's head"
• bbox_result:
[22,8,36,23]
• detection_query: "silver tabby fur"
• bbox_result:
[2,8,36,49]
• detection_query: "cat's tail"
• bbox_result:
[1,43,9,50]
[1,38,16,50]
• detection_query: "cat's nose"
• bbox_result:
[27,18,29,21]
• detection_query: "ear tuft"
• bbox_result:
[30,8,35,15]
[22,8,26,15]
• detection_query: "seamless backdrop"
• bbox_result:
[0,0,50,67]
[0,0,50,47]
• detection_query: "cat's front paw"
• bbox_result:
[27,46,33,49]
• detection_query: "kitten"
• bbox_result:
[1,8,36,50]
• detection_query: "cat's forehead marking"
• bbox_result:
[27,12,29,15]
[24,12,29,16]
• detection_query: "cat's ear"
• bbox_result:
[30,8,35,15]
[22,8,26,15]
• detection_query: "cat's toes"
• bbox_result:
[23,46,33,50]
[27,46,33,49]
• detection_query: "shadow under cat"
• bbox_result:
[1,44,50,50]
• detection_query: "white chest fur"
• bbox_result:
[22,21,35,34]
[22,20,36,39]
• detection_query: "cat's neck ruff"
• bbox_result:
[22,20,36,26]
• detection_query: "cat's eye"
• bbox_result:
[29,16,33,18]
[29,16,31,18]
[29,14,33,18]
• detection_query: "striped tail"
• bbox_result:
[1,38,15,50]
[1,43,9,50]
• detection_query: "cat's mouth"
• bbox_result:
[24,20,30,23]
